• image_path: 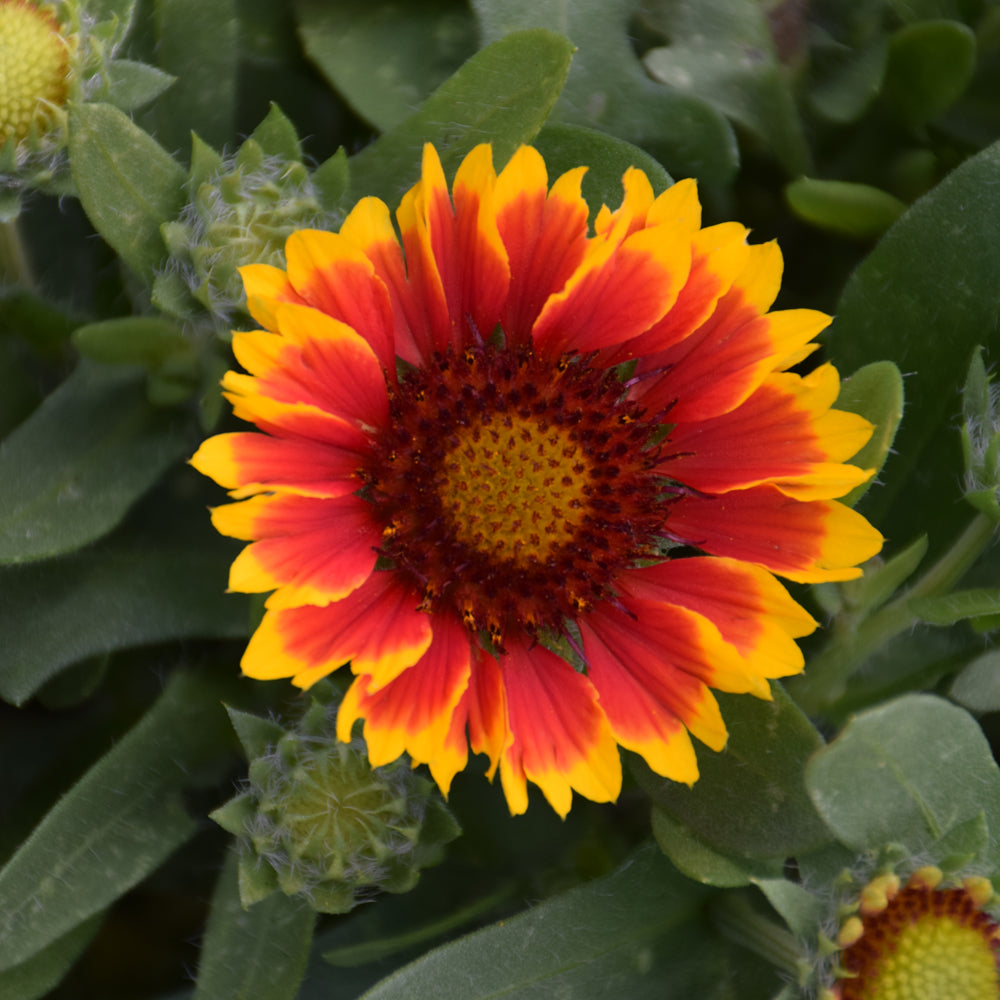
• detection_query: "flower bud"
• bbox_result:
[211,683,461,913]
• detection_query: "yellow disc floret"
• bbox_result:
[0,1,68,145]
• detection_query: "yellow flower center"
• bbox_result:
[0,0,68,145]
[839,884,1000,1000]
[439,413,591,566]
[368,343,672,641]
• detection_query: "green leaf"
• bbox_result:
[473,0,738,188]
[883,20,976,128]
[147,0,238,152]
[840,534,927,615]
[225,706,284,760]
[949,649,1000,713]
[0,915,102,1000]
[641,0,810,175]
[632,686,830,860]
[312,148,350,213]
[809,38,887,124]
[101,59,176,112]
[785,178,907,240]
[752,879,825,938]
[193,850,315,1000]
[0,672,233,973]
[533,122,673,222]
[348,29,573,206]
[910,587,1000,625]
[295,0,477,133]
[248,103,302,162]
[0,476,248,705]
[806,694,1000,869]
[829,138,1000,559]
[651,807,782,888]
[69,103,186,282]
[833,361,905,508]
[0,363,191,566]
[71,316,194,369]
[359,843,731,1000]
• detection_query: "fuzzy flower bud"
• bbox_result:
[211,683,461,914]
[961,346,1000,522]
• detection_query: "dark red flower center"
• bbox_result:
[364,343,674,643]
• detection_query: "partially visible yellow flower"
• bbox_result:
[0,1,69,146]
[827,867,1000,1000]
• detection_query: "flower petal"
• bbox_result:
[282,229,397,371]
[239,263,305,330]
[189,431,362,499]
[241,573,432,689]
[497,640,621,817]
[618,557,818,686]
[667,484,885,582]
[337,615,472,793]
[494,146,589,343]
[662,364,874,500]
[210,493,379,609]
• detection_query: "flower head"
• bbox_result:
[828,867,1000,1000]
[192,143,883,816]
[0,0,69,147]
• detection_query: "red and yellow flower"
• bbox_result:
[192,143,883,816]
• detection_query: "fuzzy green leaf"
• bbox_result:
[0,672,233,972]
[910,588,1000,626]
[193,850,315,1000]
[348,29,573,206]
[633,686,830,860]
[829,138,1000,559]
[69,103,186,282]
[249,103,302,162]
[358,843,735,1000]
[532,122,673,221]
[0,916,103,1000]
[806,694,1000,869]
[0,363,191,566]
[101,59,176,112]
[949,649,1000,713]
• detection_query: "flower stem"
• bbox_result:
[790,512,997,716]
[710,892,804,977]
[0,218,34,289]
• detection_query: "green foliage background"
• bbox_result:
[4,1,1000,997]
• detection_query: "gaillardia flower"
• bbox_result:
[192,143,883,816]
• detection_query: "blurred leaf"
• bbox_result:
[101,59,176,112]
[752,879,825,938]
[0,363,191,566]
[833,361,905,508]
[147,0,238,153]
[650,807,782,888]
[829,138,1000,559]
[313,148,350,214]
[532,122,673,221]
[473,0,738,188]
[0,672,233,973]
[69,103,186,282]
[806,694,1000,869]
[0,915,103,1000]
[358,843,740,1000]
[809,38,887,124]
[910,587,1000,625]
[883,20,976,129]
[886,0,965,22]
[349,29,573,205]
[0,475,247,705]
[949,649,1000,713]
[193,850,315,1000]
[841,534,927,615]
[642,0,810,175]
[632,686,830,860]
[72,317,194,369]
[785,178,907,240]
[295,0,476,133]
